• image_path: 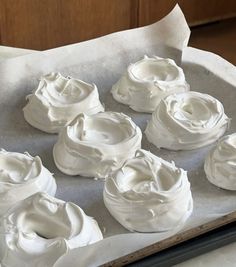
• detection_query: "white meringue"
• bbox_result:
[103,149,193,232]
[145,91,229,150]
[0,192,103,267]
[0,149,56,215]
[111,55,189,113]
[23,72,104,133]
[53,112,142,178]
[204,133,236,190]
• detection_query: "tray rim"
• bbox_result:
[102,211,236,266]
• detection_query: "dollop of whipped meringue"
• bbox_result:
[111,55,189,113]
[0,149,56,215]
[0,192,103,267]
[103,150,193,232]
[145,91,229,150]
[204,133,236,190]
[53,112,142,178]
[23,72,104,133]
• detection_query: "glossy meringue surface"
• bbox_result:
[23,72,104,133]
[0,192,103,267]
[53,112,142,178]
[0,149,56,215]
[204,133,236,190]
[111,55,189,113]
[103,150,193,232]
[145,91,229,150]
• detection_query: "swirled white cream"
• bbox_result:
[0,192,103,267]
[53,112,142,178]
[145,91,229,150]
[104,149,193,232]
[0,149,56,215]
[204,133,236,190]
[23,72,104,133]
[111,55,189,113]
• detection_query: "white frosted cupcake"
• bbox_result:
[0,149,56,215]
[0,192,103,267]
[53,112,142,178]
[145,91,229,150]
[111,55,189,113]
[104,149,193,232]
[23,72,104,133]
[204,133,236,190]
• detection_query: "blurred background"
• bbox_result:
[0,0,235,63]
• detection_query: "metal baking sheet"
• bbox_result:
[104,211,236,266]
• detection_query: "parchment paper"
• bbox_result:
[0,46,36,61]
[0,5,235,267]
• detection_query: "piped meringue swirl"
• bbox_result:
[0,149,56,215]
[23,72,104,133]
[103,149,193,232]
[111,55,189,113]
[204,133,236,190]
[0,192,103,267]
[53,112,142,178]
[145,91,229,150]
